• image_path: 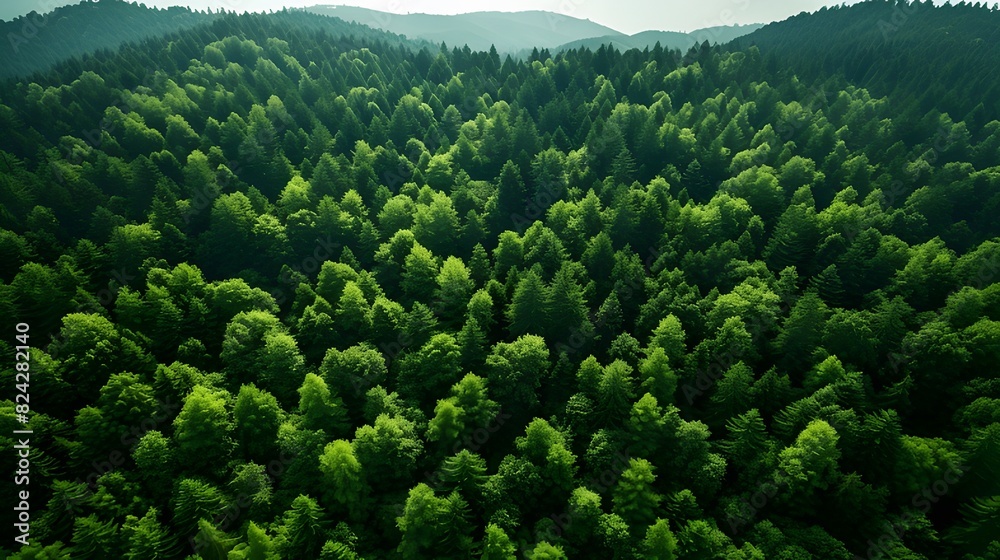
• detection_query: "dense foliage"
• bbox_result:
[0,0,218,81]
[731,0,1000,125]
[2,0,1000,558]
[0,0,422,82]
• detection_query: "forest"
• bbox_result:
[1,0,999,558]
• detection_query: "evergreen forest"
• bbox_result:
[1,0,999,558]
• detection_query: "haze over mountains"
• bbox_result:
[0,0,762,80]
[2,0,1000,558]
[550,24,764,55]
[306,5,620,53]
[306,5,762,54]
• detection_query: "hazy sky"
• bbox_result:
[4,0,875,33]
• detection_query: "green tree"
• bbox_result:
[353,414,424,489]
[318,440,368,520]
[506,269,550,337]
[527,542,568,559]
[298,373,349,437]
[496,160,527,227]
[122,507,177,560]
[413,191,459,255]
[649,314,686,368]
[776,290,828,370]
[547,262,592,342]
[396,484,443,558]
[596,360,636,427]
[613,458,663,530]
[334,281,372,347]
[402,242,440,303]
[778,419,842,493]
[481,523,517,560]
[486,335,550,412]
[642,518,678,560]
[233,384,283,461]
[228,522,279,560]
[639,348,678,406]
[398,333,463,408]
[710,362,755,421]
[436,256,474,326]
[173,385,234,475]
[279,496,328,559]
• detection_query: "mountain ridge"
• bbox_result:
[728,0,1000,123]
[307,5,623,53]
[547,23,764,55]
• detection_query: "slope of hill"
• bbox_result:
[0,0,73,22]
[307,5,624,52]
[0,0,219,80]
[552,24,763,54]
[1,1,1000,559]
[688,22,765,44]
[730,0,1000,126]
[1,4,427,85]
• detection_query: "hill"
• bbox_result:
[0,3,427,84]
[552,24,763,54]
[1,1,999,559]
[0,0,219,80]
[307,5,624,52]
[730,0,1000,125]
[0,0,71,22]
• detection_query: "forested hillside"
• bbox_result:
[1,0,999,558]
[0,0,219,81]
[730,0,1000,126]
[306,6,621,54]
[551,25,764,57]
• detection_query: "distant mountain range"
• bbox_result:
[0,1,762,81]
[547,24,764,55]
[306,5,620,53]
[307,5,761,55]
[0,0,218,81]
[728,1,1000,126]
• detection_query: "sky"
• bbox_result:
[3,0,874,34]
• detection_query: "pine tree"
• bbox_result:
[642,519,678,560]
[281,496,328,559]
[613,458,663,530]
[547,262,592,342]
[481,523,517,560]
[298,373,349,437]
[710,362,755,422]
[506,269,550,337]
[811,264,845,306]
[596,360,636,427]
[776,290,828,370]
[318,440,368,520]
[496,160,527,228]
